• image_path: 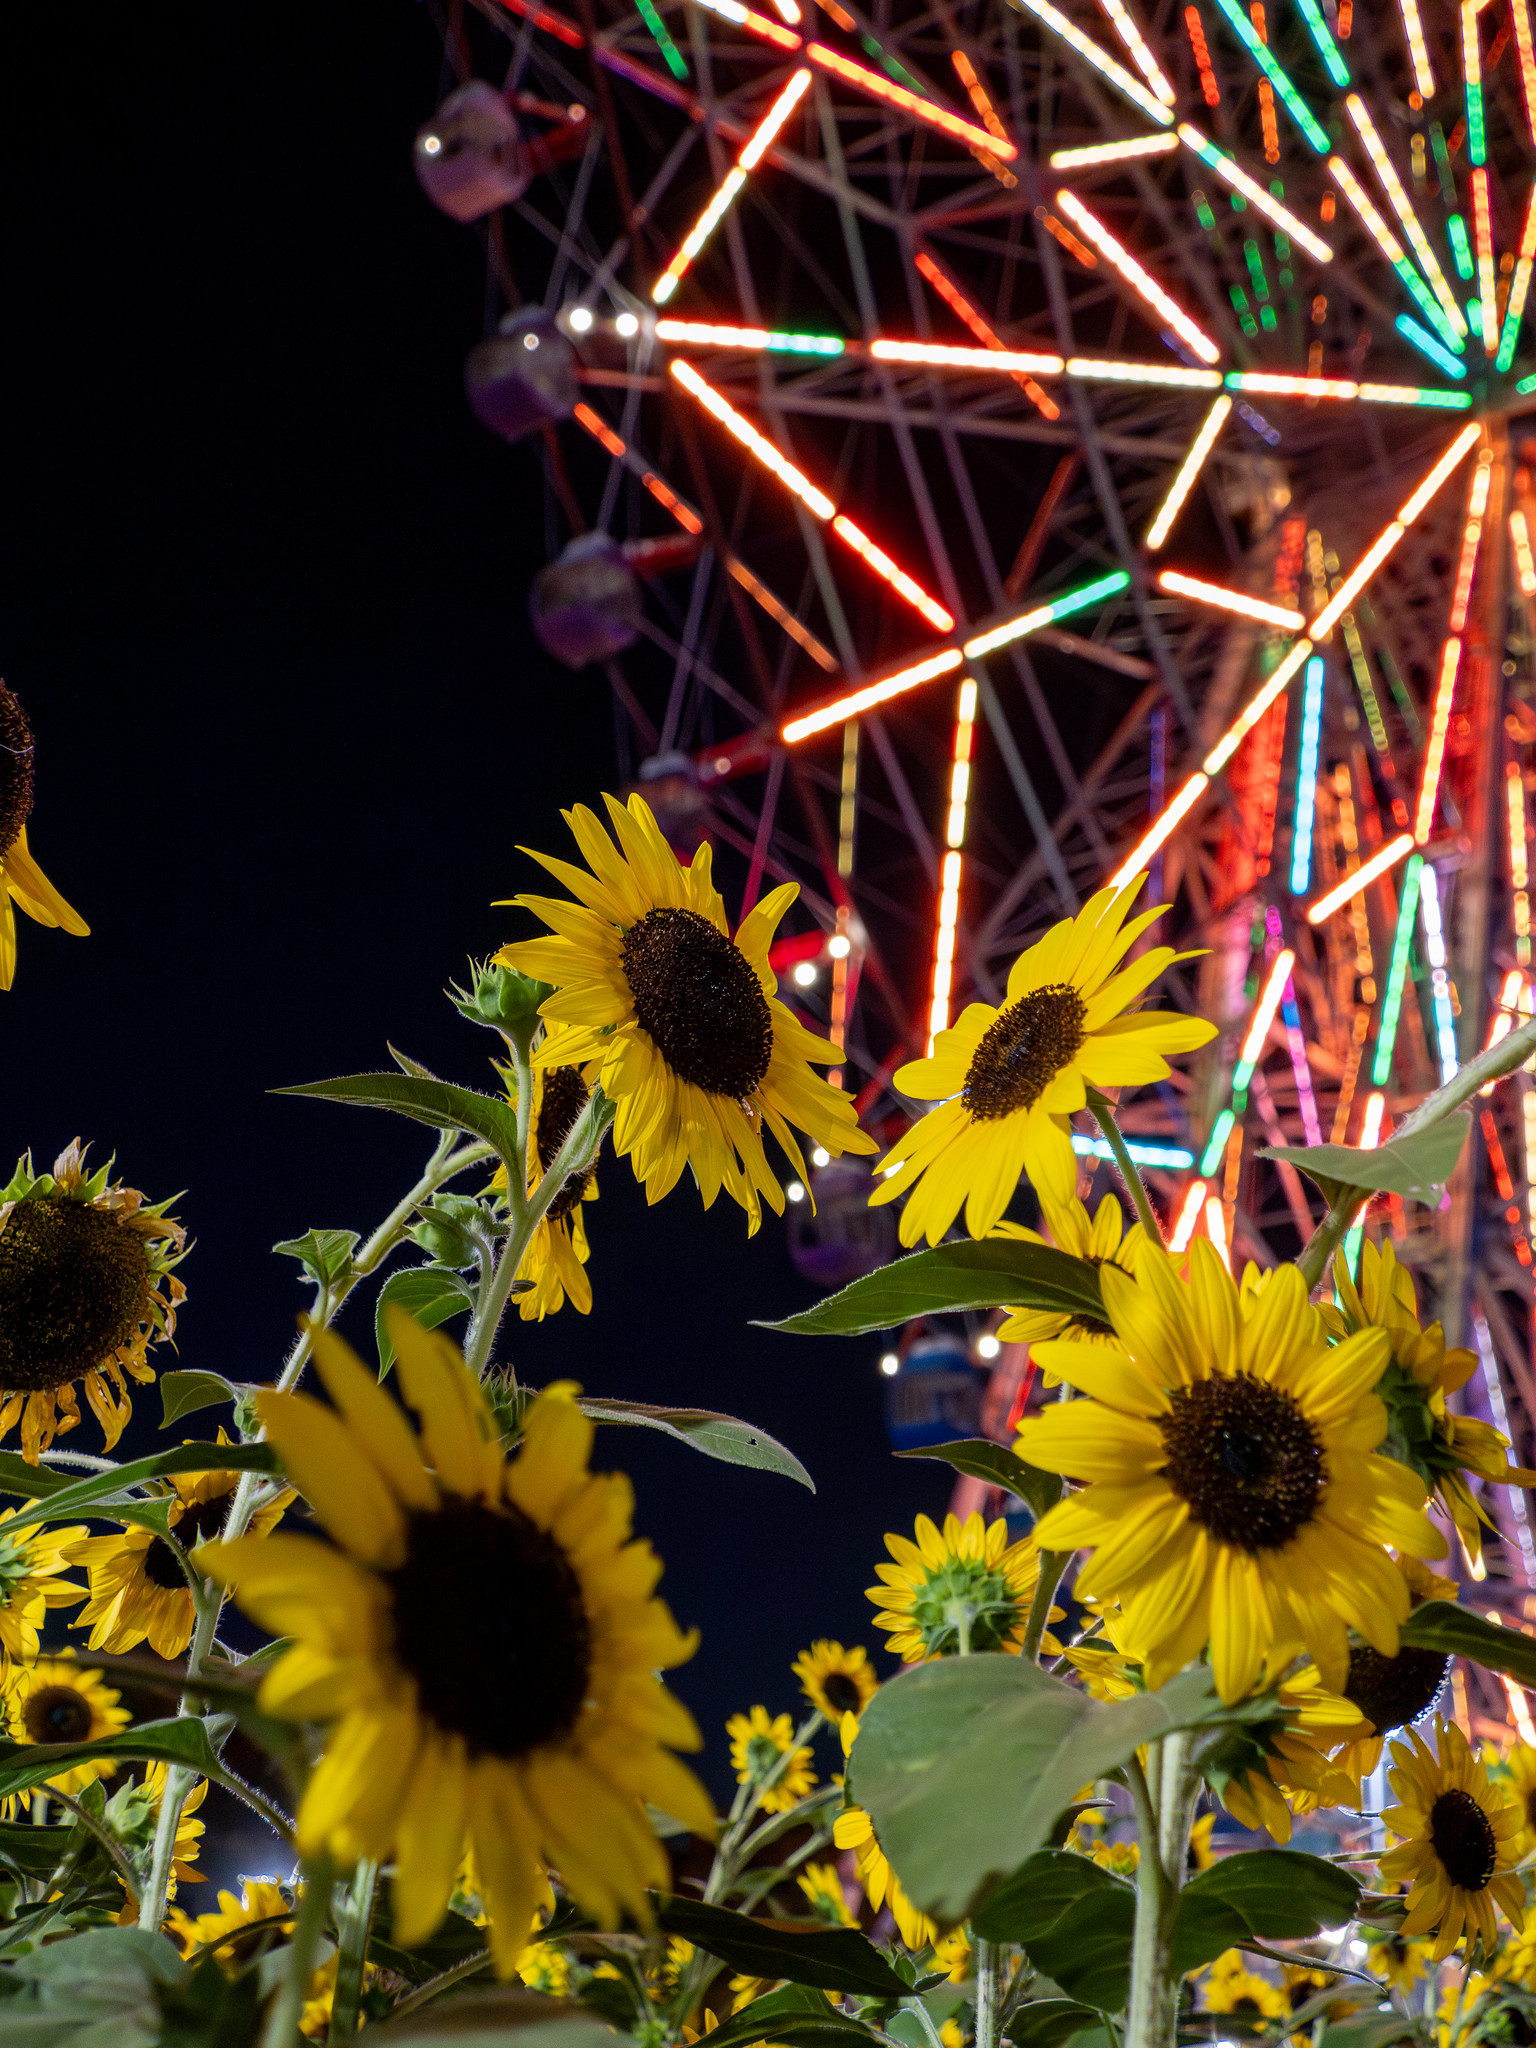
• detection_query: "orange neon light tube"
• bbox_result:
[1306,833,1414,924]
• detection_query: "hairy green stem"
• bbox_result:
[1086,1089,1162,1243]
[327,1858,378,2043]
[259,1854,334,2048]
[49,1788,141,1913]
[138,1765,191,1931]
[385,1947,495,2021]
[1124,1733,1200,2048]
[976,1937,1007,2048]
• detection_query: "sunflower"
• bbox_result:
[170,1877,293,1963]
[868,1511,1059,1662]
[492,1031,599,1321]
[995,1194,1146,1356]
[0,682,88,991]
[869,879,1215,1245]
[516,1940,573,1995]
[726,1705,816,1814]
[2,1655,131,1807]
[833,1712,935,1948]
[1204,1665,1371,1843]
[1326,1240,1536,1565]
[1380,1718,1525,1960]
[107,1759,208,1918]
[1489,1742,1536,1860]
[495,793,874,1233]
[797,1861,856,1927]
[1202,1950,1290,2023]
[72,1439,294,1660]
[196,1312,713,1975]
[1363,1928,1435,1994]
[0,1140,187,1461]
[1188,1812,1217,1872]
[1016,1239,1441,1703]
[792,1640,877,1721]
[933,1927,972,1982]
[0,1505,89,1662]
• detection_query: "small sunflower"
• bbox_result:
[1017,1239,1442,1702]
[493,1031,599,1321]
[995,1194,1145,1356]
[833,1712,935,1948]
[516,1939,573,1995]
[3,1655,131,1806]
[726,1705,816,1814]
[1202,1950,1290,2023]
[933,1927,972,1982]
[1488,1742,1536,1859]
[1363,1928,1435,1994]
[495,793,874,1233]
[1204,1665,1371,1843]
[0,682,88,991]
[792,1640,877,1721]
[868,1510,1059,1662]
[0,1140,187,1461]
[1380,1718,1524,1960]
[0,1505,89,1662]
[73,1439,294,1660]
[797,1861,856,1927]
[197,1312,714,1975]
[1327,1240,1536,1565]
[869,878,1215,1244]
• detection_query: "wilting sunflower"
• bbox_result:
[798,1862,856,1927]
[0,682,88,991]
[73,1440,294,1659]
[0,1140,187,1461]
[495,793,874,1233]
[1380,1718,1524,1960]
[1327,1239,1536,1565]
[792,1640,877,1721]
[3,1656,130,1807]
[995,1193,1145,1361]
[869,878,1215,1245]
[726,1705,816,1814]
[196,1311,713,1975]
[833,1712,935,1949]
[0,1505,89,1662]
[1017,1239,1441,1702]
[493,1031,599,1320]
[867,1511,1059,1661]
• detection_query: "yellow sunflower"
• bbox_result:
[73,1439,294,1660]
[1017,1239,1442,1703]
[0,682,88,991]
[196,1311,714,1975]
[1489,1741,1536,1859]
[726,1705,816,1814]
[868,1510,1058,1663]
[0,1139,187,1461]
[0,1505,89,1662]
[869,878,1215,1245]
[1326,1239,1536,1565]
[170,1877,293,1961]
[933,1926,972,1982]
[792,1640,877,1721]
[1188,1812,1217,1871]
[492,1031,599,1320]
[833,1712,935,1948]
[995,1195,1145,1355]
[1202,1950,1290,2023]
[108,1759,208,1918]
[1380,1718,1525,1960]
[1363,1928,1435,1993]
[495,793,874,1233]
[516,1940,573,1995]
[797,1861,856,1927]
[1207,1665,1371,1843]
[2,1655,131,1806]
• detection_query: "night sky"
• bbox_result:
[0,0,950,1865]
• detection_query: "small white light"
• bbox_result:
[812,1145,831,1167]
[568,306,594,333]
[883,1163,901,1179]
[977,1333,1001,1360]
[786,1180,806,1203]
[615,312,640,337]
[523,332,540,351]
[1348,1940,1368,1957]
[421,133,443,155]
[828,933,851,958]
[879,1351,900,1377]
[793,961,818,987]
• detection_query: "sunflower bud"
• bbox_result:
[450,959,551,1051]
[408,1193,491,1270]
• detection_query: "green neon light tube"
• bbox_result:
[1199,1108,1236,1176]
[635,0,688,80]
[1371,850,1424,1087]
[1447,215,1474,282]
[1395,315,1466,380]
[1292,0,1350,86]
[1207,0,1330,153]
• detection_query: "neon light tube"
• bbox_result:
[870,338,1065,374]
[1372,850,1423,1086]
[1449,458,1493,632]
[1204,1196,1230,1271]
[1054,192,1221,363]
[1146,396,1231,549]
[1065,356,1223,387]
[1294,0,1350,85]
[1073,1136,1196,1167]
[1206,0,1329,152]
[1202,637,1314,773]
[1395,316,1467,380]
[1049,134,1177,167]
[1513,511,1536,597]
[1497,189,1536,372]
[783,650,962,743]
[913,251,1060,419]
[945,678,978,850]
[1107,771,1210,889]
[1290,655,1324,895]
[1419,862,1460,1080]
[1169,1178,1208,1250]
[1156,570,1304,629]
[1398,0,1434,96]
[1510,761,1532,964]
[1448,214,1475,281]
[737,68,815,165]
[831,514,954,633]
[1008,0,1175,125]
[655,318,844,354]
[928,847,963,1044]
[1228,370,1359,398]
[1347,96,1467,338]
[926,679,982,1043]
[1358,384,1471,408]
[805,45,1018,157]
[1306,833,1414,925]
[961,570,1130,659]
[1462,0,1487,166]
[1282,978,1324,1145]
[1415,636,1463,843]
[1199,1109,1236,1177]
[671,359,836,518]
[1186,7,1221,106]
[651,68,813,303]
[1399,423,1483,523]
[573,401,709,536]
[1472,167,1496,356]
[1239,947,1296,1066]
[951,50,1012,148]
[1177,126,1333,262]
[635,0,689,76]
[1093,0,1177,101]
[687,0,802,44]
[1327,156,1465,350]
[574,400,627,459]
[1513,0,1536,145]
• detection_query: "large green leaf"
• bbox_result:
[895,1439,1061,1521]
[0,1442,282,1535]
[1399,1602,1536,1689]
[367,1896,490,1984]
[847,1657,1231,1926]
[764,1241,1105,1338]
[581,1400,813,1491]
[0,1715,223,1801]
[702,1986,882,2048]
[0,1816,75,1878]
[276,1064,522,1164]
[1007,2002,1106,2048]
[973,1852,1134,2010]
[376,1267,476,1373]
[655,1896,909,1997]
[1170,1851,1362,1975]
[1257,1116,1470,1210]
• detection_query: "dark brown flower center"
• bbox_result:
[962,985,1086,1121]
[620,907,773,1099]
[0,686,34,862]
[0,1198,153,1394]
[1429,1787,1497,1892]
[1159,1373,1324,1550]
[1343,1644,1449,1735]
[145,1493,234,1591]
[819,1670,865,1716]
[384,1496,592,1759]
[535,1065,594,1223]
[24,1684,93,1746]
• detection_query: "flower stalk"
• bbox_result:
[258,1852,334,2048]
[1085,1088,1162,1244]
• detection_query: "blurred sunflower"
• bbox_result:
[73,1440,294,1659]
[496,793,873,1232]
[516,1940,573,1994]
[726,1705,816,1814]
[197,1312,713,1974]
[1489,1741,1536,1859]
[0,682,88,991]
[170,1877,293,1964]
[3,1656,130,1808]
[1202,1951,1289,2023]
[1362,1929,1435,1994]
[1205,1665,1371,1842]
[833,1712,935,1948]
[107,1760,207,1918]
[995,1194,1145,1358]
[1017,1241,1440,1702]
[869,879,1214,1245]
[1188,1812,1217,1871]
[493,1029,599,1320]
[1380,1719,1524,1960]
[0,1505,88,1663]
[792,1640,877,1721]
[867,1511,1059,1661]
[1327,1240,1536,1566]
[0,1140,187,1461]
[797,1862,855,1927]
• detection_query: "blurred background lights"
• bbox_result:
[793,960,818,986]
[614,311,639,336]
[811,1145,831,1166]
[827,933,851,958]
[878,1351,900,1377]
[785,1179,806,1202]
[568,305,593,332]
[976,1332,1001,1360]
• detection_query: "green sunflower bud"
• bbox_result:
[450,959,551,1050]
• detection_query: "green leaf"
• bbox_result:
[376,1267,476,1373]
[895,1439,1061,1521]
[1170,1850,1362,1976]
[0,1817,75,1878]
[702,1986,879,2048]
[276,1063,522,1166]
[1316,2017,1421,2048]
[0,1715,223,1802]
[0,1443,282,1534]
[159,1370,241,1427]
[1399,1602,1536,1689]
[367,1896,491,1985]
[1257,1116,1470,1210]
[847,1657,1233,1926]
[654,1895,910,1997]
[972,1852,1134,2009]
[358,1989,629,2045]
[763,1241,1105,1338]
[580,1400,814,1491]
[272,1226,361,1287]
[1006,2002,1105,2048]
